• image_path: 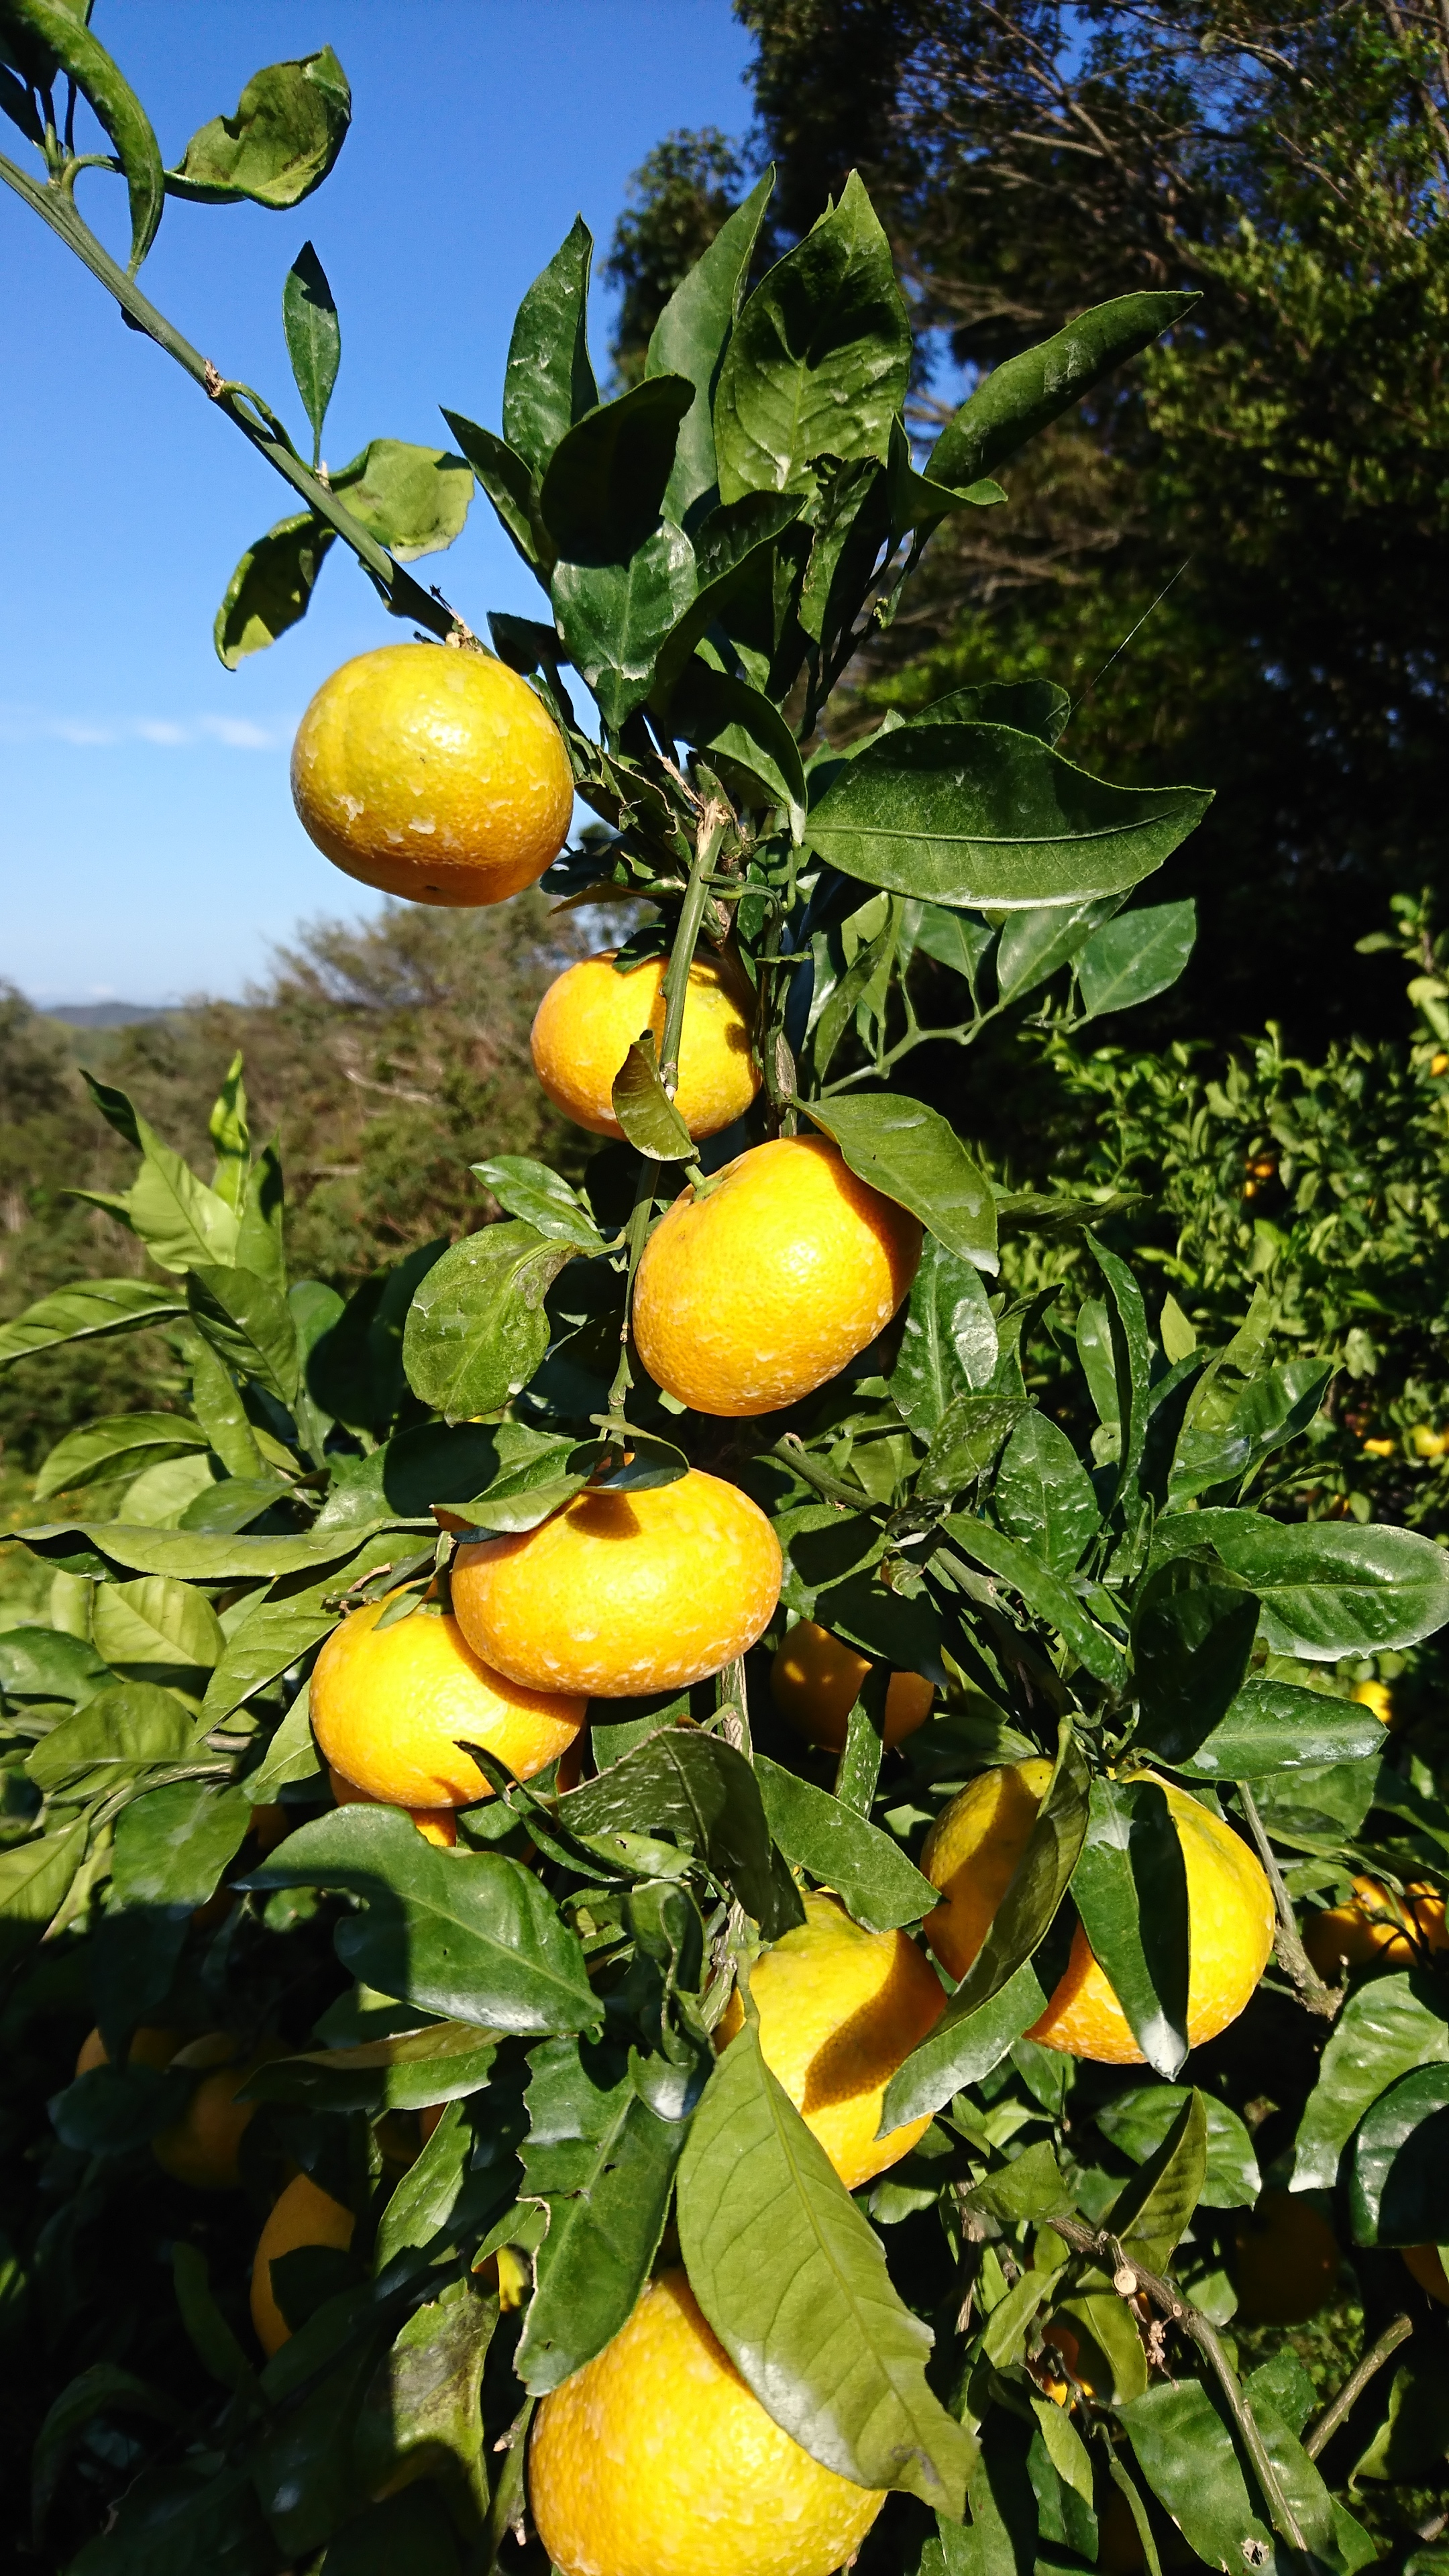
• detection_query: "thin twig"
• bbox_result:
[1236,1779,1340,2019]
[1067,559,1191,718]
[1304,2313,1413,2460]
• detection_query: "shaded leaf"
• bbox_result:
[1076,900,1197,1020]
[111,1782,251,1909]
[610,1031,695,1161]
[942,1515,1124,1684]
[1097,2084,1260,2210]
[27,1682,192,1796]
[1069,1778,1190,2078]
[11,0,162,269]
[245,2021,498,2114]
[1291,1972,1449,2190]
[888,1235,1000,1434]
[993,1411,1099,1576]
[1118,2379,1271,2571]
[928,293,1196,488]
[402,1224,577,1422]
[187,1263,299,1410]
[0,1625,109,1705]
[0,1277,184,1368]
[560,1730,804,1937]
[1348,2065,1449,2247]
[755,1755,938,1931]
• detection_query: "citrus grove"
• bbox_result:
[2,12,1449,2574]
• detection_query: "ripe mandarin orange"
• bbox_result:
[74,2024,181,2078]
[771,1621,932,1752]
[530,2269,884,2576]
[1305,1875,1448,1979]
[632,1136,922,1418]
[1403,2245,1449,2303]
[716,1893,944,2188]
[311,1591,584,1809]
[531,950,759,1140]
[451,1468,781,1696]
[327,1764,459,1847]
[1233,2190,1339,2324]
[250,2171,356,2356]
[290,642,572,905]
[923,1762,1273,2061]
[152,2034,283,2190]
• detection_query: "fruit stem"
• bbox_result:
[607,1163,657,1415]
[1234,1779,1341,2021]
[1048,2216,1313,2560]
[658,797,732,1099]
[1303,2312,1413,2461]
[0,149,466,646]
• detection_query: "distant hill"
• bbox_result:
[40,1002,175,1029]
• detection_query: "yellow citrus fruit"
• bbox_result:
[1305,1875,1448,1978]
[531,949,759,1141]
[250,2171,356,2357]
[327,1764,459,1847]
[633,1136,922,1418]
[311,1590,585,1808]
[74,2024,181,2079]
[771,1621,932,1752]
[922,1762,1273,2061]
[1233,2190,1339,2324]
[716,1893,944,2188]
[1352,1680,1394,1725]
[152,2035,282,2190]
[452,1469,781,1697]
[1403,2244,1449,2302]
[1412,1422,1449,1457]
[530,2268,883,2576]
[290,642,572,906]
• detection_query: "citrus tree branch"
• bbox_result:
[0,147,462,643]
[1303,2312,1413,2460]
[658,798,732,1097]
[1235,1778,1340,2019]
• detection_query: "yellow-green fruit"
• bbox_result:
[923,1762,1274,2063]
[1233,2190,1339,2325]
[311,1589,585,1808]
[251,2171,356,2356]
[290,642,573,905]
[529,2269,885,2576]
[531,950,759,1140]
[633,1136,922,1418]
[452,1468,781,1697]
[771,1620,932,1752]
[152,2035,280,2190]
[716,1893,945,2188]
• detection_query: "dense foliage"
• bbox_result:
[2,9,1448,2576]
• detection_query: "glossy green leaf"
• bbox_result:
[883,1738,1091,2130]
[965,2139,1074,2224]
[0,1276,185,1368]
[34,1411,208,1503]
[648,168,775,519]
[802,1092,997,1274]
[0,1625,108,1705]
[886,417,1004,536]
[471,1157,604,1252]
[199,1534,398,1724]
[72,1077,240,1273]
[9,0,162,268]
[920,1394,1028,1497]
[541,374,694,560]
[0,1814,87,1961]
[714,172,910,503]
[910,680,1071,747]
[561,1731,804,1937]
[503,215,599,482]
[331,439,472,563]
[888,1235,1000,1434]
[669,661,807,837]
[92,1572,224,1675]
[993,1411,1099,1576]
[1097,2083,1260,2208]
[188,1338,264,1480]
[552,519,697,731]
[610,1032,695,1161]
[246,1806,600,2034]
[515,2033,688,2392]
[442,410,551,578]
[928,293,1196,488]
[245,2021,498,2114]
[755,1756,938,1931]
[1155,1507,1449,1657]
[372,2099,478,2275]
[213,512,335,667]
[996,897,1122,1004]
[1089,1232,1150,1497]
[1348,2065,1449,2246]
[27,1682,193,1796]
[451,1438,603,1536]
[1102,2090,1207,2270]
[650,490,804,700]
[111,1781,251,1909]
[1118,2379,1271,2571]
[1076,900,1197,1020]
[1292,1972,1449,2189]
[282,241,339,460]
[942,1515,1123,1684]
[166,47,350,209]
[19,1518,362,1581]
[402,1222,577,1422]
[1165,1675,1381,1777]
[1070,1778,1189,2078]
[807,723,1210,910]
[1169,1358,1334,1503]
[678,2021,973,2509]
[187,1263,299,1409]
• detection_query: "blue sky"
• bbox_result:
[2,1,755,1005]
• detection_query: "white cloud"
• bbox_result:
[0,703,297,752]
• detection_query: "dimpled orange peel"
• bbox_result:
[290,642,573,904]
[633,1134,922,1418]
[771,1620,933,1751]
[923,1760,1273,2061]
[451,1468,781,1697]
[310,1589,585,1809]
[715,1892,945,2188]
[529,2269,885,2576]
[531,949,760,1140]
